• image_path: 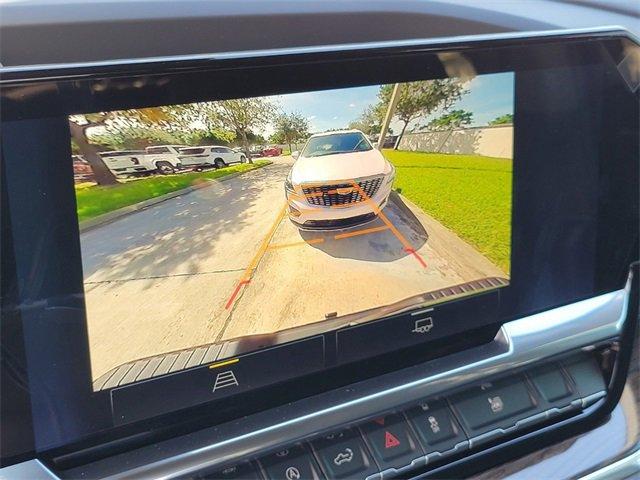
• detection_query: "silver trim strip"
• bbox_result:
[0,26,637,79]
[108,285,629,479]
[0,459,58,480]
[579,449,640,480]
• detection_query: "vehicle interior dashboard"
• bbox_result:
[1,2,639,480]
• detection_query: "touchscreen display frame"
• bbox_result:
[1,28,638,460]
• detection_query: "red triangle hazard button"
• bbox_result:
[384,431,401,449]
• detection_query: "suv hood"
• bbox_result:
[291,149,389,184]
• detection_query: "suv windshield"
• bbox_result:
[301,132,372,158]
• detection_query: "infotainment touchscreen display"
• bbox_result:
[72,73,514,390]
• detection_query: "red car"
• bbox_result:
[261,146,282,157]
[72,155,95,182]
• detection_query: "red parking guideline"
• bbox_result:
[225,280,251,310]
[404,247,427,268]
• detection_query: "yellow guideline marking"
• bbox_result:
[243,203,288,276]
[350,180,427,268]
[208,358,239,369]
[225,203,287,310]
[268,238,324,250]
[350,181,412,251]
[334,225,390,240]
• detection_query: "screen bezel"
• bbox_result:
[1,28,638,465]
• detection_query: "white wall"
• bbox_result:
[396,124,513,159]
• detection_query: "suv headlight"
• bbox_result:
[284,175,295,194]
[385,164,396,184]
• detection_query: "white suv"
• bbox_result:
[285,130,395,228]
[178,146,247,169]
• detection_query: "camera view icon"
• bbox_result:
[212,370,239,392]
[412,317,434,334]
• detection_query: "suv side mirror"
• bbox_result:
[291,151,300,160]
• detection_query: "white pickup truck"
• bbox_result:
[100,145,185,176]
[144,145,184,174]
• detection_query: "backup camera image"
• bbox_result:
[72,73,514,389]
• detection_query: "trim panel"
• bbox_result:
[67,283,630,479]
[0,284,630,479]
[0,26,637,83]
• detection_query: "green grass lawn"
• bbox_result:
[76,160,270,223]
[384,149,512,273]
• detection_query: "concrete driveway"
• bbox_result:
[81,156,505,380]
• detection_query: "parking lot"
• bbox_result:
[82,156,505,380]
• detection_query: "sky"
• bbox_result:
[266,71,514,136]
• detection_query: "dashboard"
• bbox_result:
[1,2,639,479]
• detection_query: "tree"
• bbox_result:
[89,126,182,150]
[69,113,119,185]
[70,108,175,185]
[214,98,277,163]
[241,130,267,146]
[378,79,466,148]
[348,105,387,135]
[489,113,513,125]
[160,103,234,144]
[426,109,473,131]
[271,112,310,152]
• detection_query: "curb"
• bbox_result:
[389,190,429,236]
[79,162,271,233]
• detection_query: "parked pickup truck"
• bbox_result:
[144,145,185,174]
[99,150,151,176]
[100,145,185,176]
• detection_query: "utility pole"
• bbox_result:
[377,83,402,150]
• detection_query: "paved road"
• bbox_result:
[81,157,504,379]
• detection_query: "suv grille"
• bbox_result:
[302,177,383,207]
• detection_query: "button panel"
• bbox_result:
[198,462,262,480]
[193,354,606,480]
[260,445,322,480]
[405,399,466,455]
[311,429,377,479]
[449,375,537,434]
[360,414,423,471]
[528,364,573,403]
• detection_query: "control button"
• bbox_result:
[111,336,324,425]
[360,414,423,470]
[449,376,536,433]
[199,462,262,479]
[336,291,498,364]
[260,445,322,480]
[311,429,378,479]
[562,355,606,397]
[405,399,466,452]
[528,364,573,403]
